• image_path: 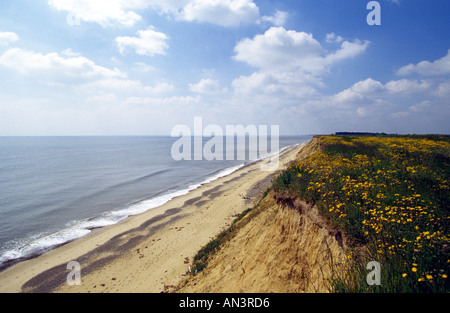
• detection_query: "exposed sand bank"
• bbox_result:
[0,144,305,293]
[178,137,346,293]
[178,192,347,293]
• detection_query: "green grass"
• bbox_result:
[273,135,450,293]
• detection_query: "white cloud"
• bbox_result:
[148,0,273,27]
[325,33,343,44]
[233,27,324,73]
[262,10,288,26]
[333,78,382,103]
[0,48,126,83]
[232,72,271,94]
[232,71,320,99]
[333,77,434,104]
[231,27,368,101]
[189,78,221,94]
[179,0,260,26]
[48,0,266,28]
[234,27,368,75]
[384,79,431,94]
[0,31,19,46]
[116,29,169,56]
[0,45,175,114]
[325,40,370,64]
[320,74,450,134]
[397,49,450,76]
[48,0,147,27]
[345,78,384,95]
[436,80,450,98]
[146,0,190,15]
[150,82,175,94]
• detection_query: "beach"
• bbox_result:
[0,143,304,293]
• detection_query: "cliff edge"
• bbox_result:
[178,139,347,293]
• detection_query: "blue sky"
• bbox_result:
[0,0,449,135]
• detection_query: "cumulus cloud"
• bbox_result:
[0,42,182,135]
[233,27,324,75]
[384,79,431,94]
[147,0,264,27]
[179,0,260,27]
[346,78,384,94]
[234,27,368,75]
[324,75,450,133]
[48,0,147,27]
[0,45,174,94]
[13,1,446,136]
[397,49,450,76]
[189,78,222,94]
[0,47,126,83]
[333,78,383,103]
[48,0,272,28]
[0,31,19,46]
[325,40,370,64]
[333,77,434,104]
[231,27,369,99]
[116,29,169,56]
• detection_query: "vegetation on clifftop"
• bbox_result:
[190,199,267,276]
[273,135,450,292]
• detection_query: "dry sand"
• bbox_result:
[0,144,305,293]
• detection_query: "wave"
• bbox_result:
[109,169,172,190]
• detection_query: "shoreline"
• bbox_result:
[0,143,305,293]
[0,161,247,274]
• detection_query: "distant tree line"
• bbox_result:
[335,132,389,136]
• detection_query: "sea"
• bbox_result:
[0,135,312,272]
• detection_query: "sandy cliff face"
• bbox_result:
[179,191,347,293]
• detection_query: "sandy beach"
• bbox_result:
[0,144,304,293]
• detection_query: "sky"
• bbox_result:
[0,0,449,136]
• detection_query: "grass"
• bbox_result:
[273,135,450,292]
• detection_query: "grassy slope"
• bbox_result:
[273,135,450,292]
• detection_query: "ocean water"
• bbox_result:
[0,135,312,271]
